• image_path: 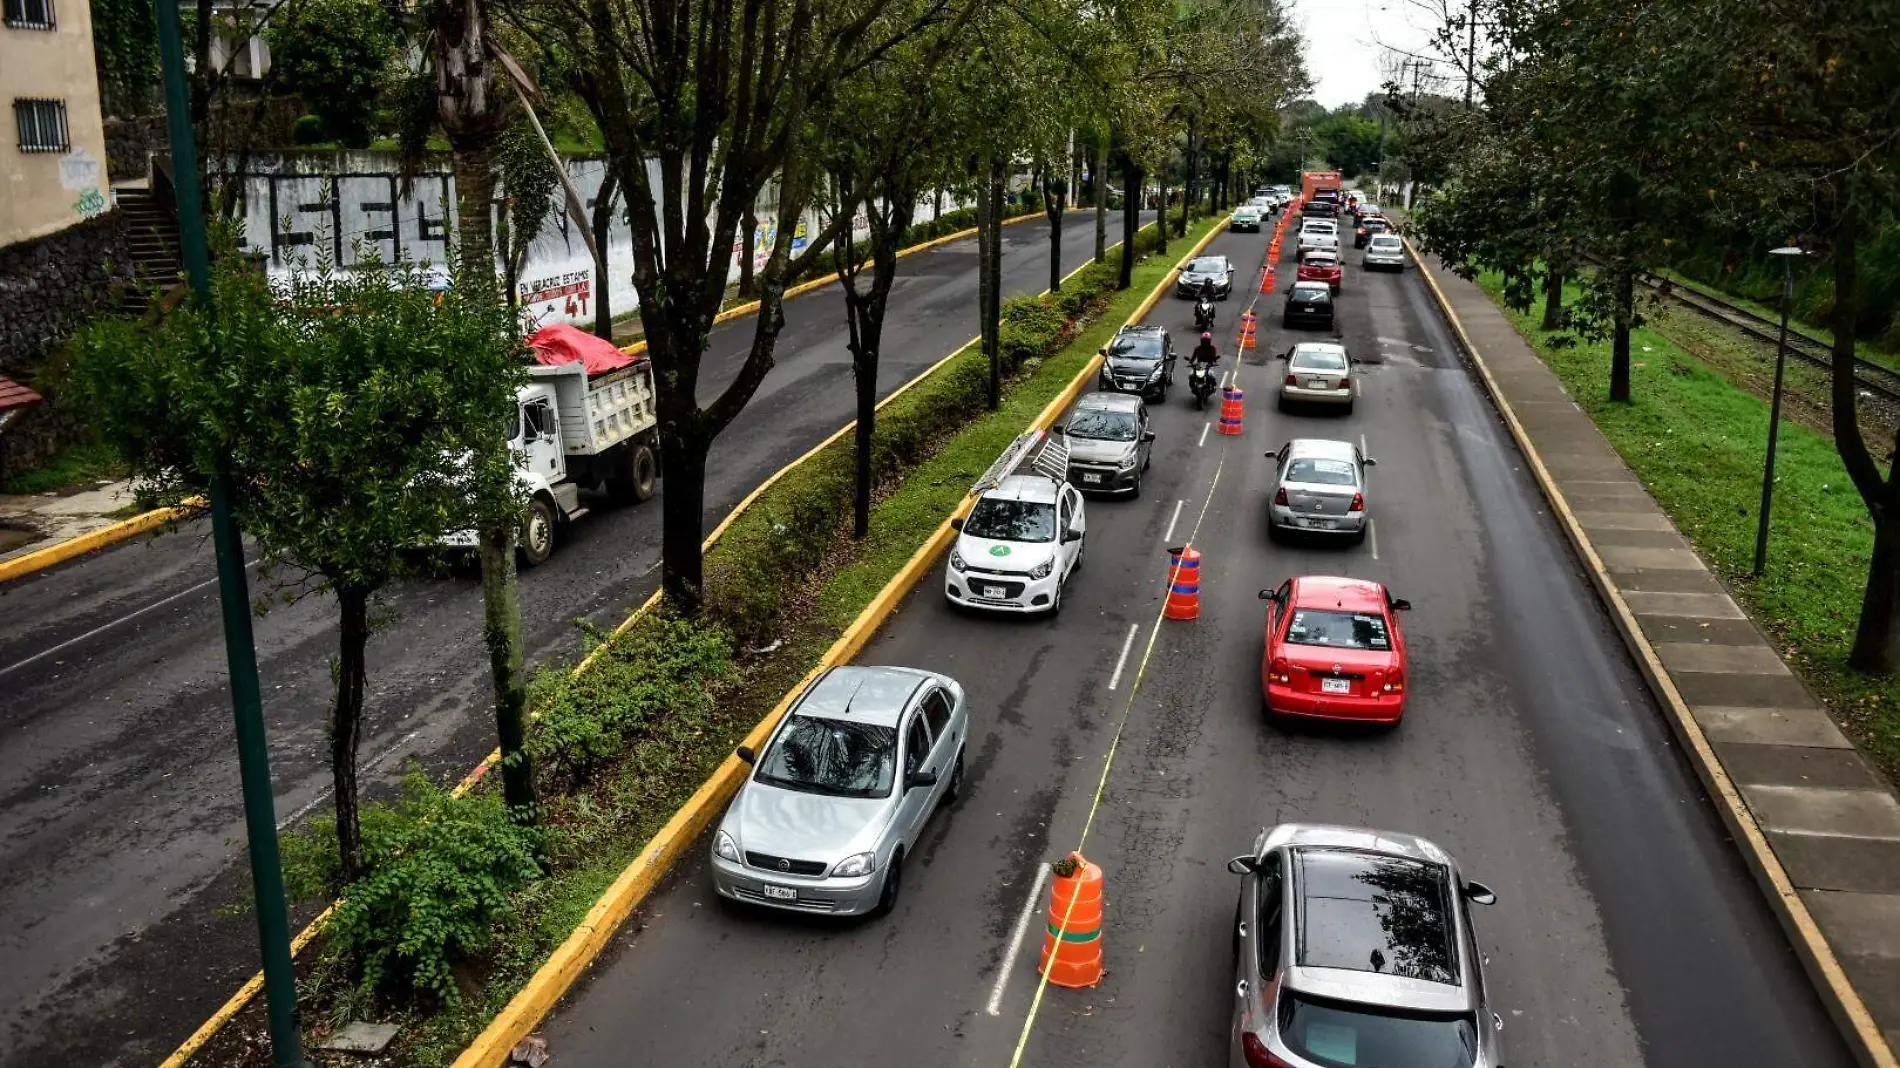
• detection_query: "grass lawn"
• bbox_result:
[1475,271,1900,785]
[0,440,126,496]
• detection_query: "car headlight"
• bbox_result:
[1146,364,1163,381]
[950,550,967,571]
[715,830,741,863]
[832,852,877,878]
[1118,452,1140,471]
[1030,559,1054,580]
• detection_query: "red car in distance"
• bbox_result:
[1259,575,1411,725]
[1296,250,1343,292]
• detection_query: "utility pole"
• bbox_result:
[153,2,309,1066]
[1465,0,1478,107]
[1753,245,1807,577]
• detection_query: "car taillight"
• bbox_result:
[1384,667,1405,693]
[1338,373,1350,385]
[1241,1033,1294,1068]
[1350,492,1364,511]
[1270,657,1291,685]
[1274,487,1289,506]
[1285,374,1299,386]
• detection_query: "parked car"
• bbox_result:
[1228,823,1502,1066]
[1278,342,1356,413]
[1296,250,1343,292]
[1177,255,1236,299]
[712,665,968,916]
[1258,576,1411,724]
[1281,281,1335,330]
[1267,438,1375,543]
[1363,234,1406,272]
[1063,393,1155,496]
[1232,206,1265,232]
[1097,324,1176,400]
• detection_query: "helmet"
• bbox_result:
[1201,331,1213,342]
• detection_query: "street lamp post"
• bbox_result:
[1753,245,1807,577]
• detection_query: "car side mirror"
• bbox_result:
[1098,346,1108,357]
[1364,456,1378,467]
[1391,598,1413,612]
[1258,589,1273,600]
[1050,425,1066,436]
[736,745,756,765]
[906,769,938,791]
[1062,528,1083,543]
[1141,430,1156,442]
[950,517,964,532]
[1227,855,1258,875]
[1463,880,1497,906]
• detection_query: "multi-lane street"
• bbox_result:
[533,219,1856,1067]
[0,213,1137,1067]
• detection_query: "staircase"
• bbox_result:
[114,186,183,315]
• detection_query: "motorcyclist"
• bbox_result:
[1197,277,1219,302]
[1190,331,1220,368]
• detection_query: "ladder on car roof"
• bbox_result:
[972,430,1069,496]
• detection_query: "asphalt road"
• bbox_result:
[0,210,1135,1067]
[536,220,1856,1067]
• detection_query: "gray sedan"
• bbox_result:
[1228,823,1502,1068]
[1278,342,1357,413]
[711,665,967,917]
[1064,393,1155,496]
[1268,438,1374,542]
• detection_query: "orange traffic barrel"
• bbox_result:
[1218,385,1245,435]
[1039,853,1106,988]
[1239,312,1257,350]
[1259,267,1274,295]
[1164,545,1201,620]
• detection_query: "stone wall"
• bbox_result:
[0,211,132,482]
[103,117,166,184]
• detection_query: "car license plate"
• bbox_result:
[1307,379,1328,389]
[981,584,1006,599]
[762,884,797,901]
[1083,473,1103,484]
[1322,678,1351,695]
[1308,517,1334,529]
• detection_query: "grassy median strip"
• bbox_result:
[198,212,1219,1068]
[1473,271,1900,786]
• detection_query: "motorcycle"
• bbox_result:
[1193,297,1216,332]
[1188,361,1219,409]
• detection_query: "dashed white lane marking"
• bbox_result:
[1106,623,1140,692]
[0,558,264,681]
[1163,499,1186,543]
[1369,518,1380,561]
[1198,421,1212,448]
[987,861,1053,1016]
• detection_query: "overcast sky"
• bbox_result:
[1290,0,1440,108]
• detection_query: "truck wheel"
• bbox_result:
[519,498,556,567]
[629,443,659,502]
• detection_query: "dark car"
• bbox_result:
[1353,217,1391,248]
[1302,199,1339,220]
[1282,281,1335,330]
[1097,324,1176,401]
[1176,255,1236,300]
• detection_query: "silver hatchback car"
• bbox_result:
[1228,823,1501,1068]
[1278,343,1357,414]
[711,665,967,917]
[1268,438,1375,542]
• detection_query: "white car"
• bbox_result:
[946,474,1086,615]
[1363,233,1406,271]
[1277,342,1357,414]
[1297,220,1339,255]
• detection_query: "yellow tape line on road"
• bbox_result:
[448,217,1227,1068]
[1403,237,1898,1068]
[157,214,1156,1068]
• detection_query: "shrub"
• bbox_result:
[528,613,735,786]
[290,114,327,145]
[1000,296,1069,370]
[326,774,544,1004]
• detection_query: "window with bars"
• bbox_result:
[14,99,69,153]
[3,0,55,28]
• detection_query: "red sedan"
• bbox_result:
[1259,576,1411,725]
[1295,251,1342,292]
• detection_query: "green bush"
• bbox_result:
[527,613,735,786]
[1000,295,1070,369]
[325,774,544,1004]
[290,114,327,146]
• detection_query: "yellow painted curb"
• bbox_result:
[158,210,1144,1068]
[448,214,1227,1068]
[0,497,203,585]
[1406,238,1898,1068]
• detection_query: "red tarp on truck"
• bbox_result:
[528,323,639,375]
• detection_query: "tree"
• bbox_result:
[268,0,397,147]
[71,258,526,881]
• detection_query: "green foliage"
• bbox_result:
[325,774,545,1004]
[268,0,397,149]
[1000,295,1068,367]
[89,0,158,114]
[527,614,735,786]
[0,439,126,496]
[291,114,328,146]
[496,119,561,292]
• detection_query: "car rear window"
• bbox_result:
[1303,255,1338,268]
[1286,458,1356,485]
[1294,850,1456,983]
[1277,992,1478,1068]
[1286,609,1389,650]
[1289,285,1332,302]
[1370,236,1403,250]
[1291,348,1348,371]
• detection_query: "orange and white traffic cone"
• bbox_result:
[1164,545,1202,620]
[1038,853,1105,987]
[1218,385,1245,435]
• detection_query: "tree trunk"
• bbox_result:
[1119,157,1143,291]
[1609,263,1634,403]
[1094,137,1109,264]
[658,420,709,611]
[480,527,538,821]
[1541,263,1564,331]
[331,586,371,883]
[934,190,943,220]
[592,170,619,339]
[450,140,498,289]
[841,199,913,539]
[1156,177,1170,256]
[980,154,1005,409]
[1180,116,1196,238]
[1852,517,1900,672]
[739,204,760,298]
[1044,173,1066,293]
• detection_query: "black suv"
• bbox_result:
[1097,325,1176,401]
[1282,281,1335,329]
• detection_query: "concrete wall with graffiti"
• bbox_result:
[226,152,969,329]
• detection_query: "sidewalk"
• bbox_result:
[1415,250,1900,1067]
[0,480,142,563]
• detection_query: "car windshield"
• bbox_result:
[1286,608,1390,650]
[1287,458,1356,485]
[1190,257,1227,274]
[1068,409,1138,442]
[1290,286,1332,303]
[1277,993,1477,1068]
[1109,333,1164,360]
[754,715,897,798]
[964,497,1056,542]
[1292,348,1349,371]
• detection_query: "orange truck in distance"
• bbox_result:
[1301,171,1342,201]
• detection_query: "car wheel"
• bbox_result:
[518,498,557,567]
[1049,582,1064,617]
[1344,400,1355,416]
[944,747,966,803]
[1353,524,1369,546]
[1277,395,1291,413]
[1129,471,1143,499]
[872,850,904,917]
[1266,518,1282,543]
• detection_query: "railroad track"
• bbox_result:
[1630,269,1900,406]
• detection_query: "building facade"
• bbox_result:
[2,0,111,245]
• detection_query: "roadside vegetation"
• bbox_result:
[0,440,126,497]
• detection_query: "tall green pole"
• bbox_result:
[152,5,308,1066]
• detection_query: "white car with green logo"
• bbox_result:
[945,431,1087,615]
